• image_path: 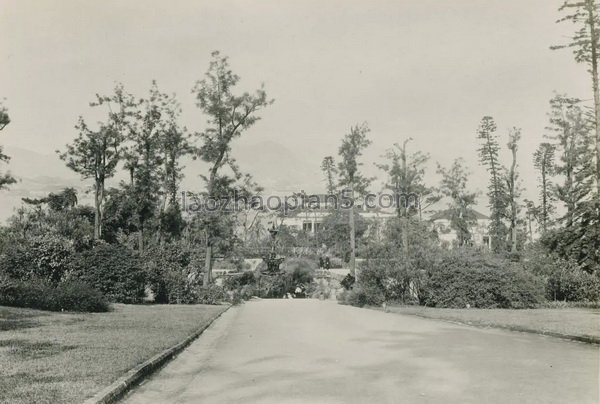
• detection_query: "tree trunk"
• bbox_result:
[94,184,100,240]
[527,212,533,243]
[93,180,104,239]
[138,219,144,253]
[400,145,409,257]
[204,244,213,286]
[587,0,600,201]
[349,186,356,281]
[203,169,218,286]
[510,171,518,253]
[541,166,547,233]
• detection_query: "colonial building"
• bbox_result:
[429,209,491,248]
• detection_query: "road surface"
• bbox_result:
[122,299,599,404]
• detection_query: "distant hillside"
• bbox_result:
[0,147,87,221]
[0,141,322,222]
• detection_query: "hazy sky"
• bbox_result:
[0,0,591,203]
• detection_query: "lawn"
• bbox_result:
[386,305,600,341]
[0,303,227,404]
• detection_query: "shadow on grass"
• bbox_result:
[0,339,77,359]
[0,319,39,331]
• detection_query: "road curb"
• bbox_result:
[378,308,600,345]
[82,305,231,404]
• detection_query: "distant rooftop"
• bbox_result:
[429,209,490,221]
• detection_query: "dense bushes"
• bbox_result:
[522,244,600,302]
[68,243,146,303]
[282,257,316,285]
[338,284,385,307]
[0,235,74,284]
[195,284,226,305]
[142,244,202,304]
[545,265,600,302]
[0,276,109,312]
[420,250,544,308]
[343,248,546,309]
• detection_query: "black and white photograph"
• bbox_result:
[0,1,598,403]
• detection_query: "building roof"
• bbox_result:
[429,209,490,221]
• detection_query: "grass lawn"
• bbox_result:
[386,305,600,341]
[0,303,227,404]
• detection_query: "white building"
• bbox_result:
[429,209,491,248]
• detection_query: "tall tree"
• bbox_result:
[477,116,509,252]
[155,92,191,243]
[506,128,522,254]
[545,95,593,227]
[376,139,432,256]
[337,122,372,279]
[552,0,600,199]
[321,156,338,195]
[533,142,556,232]
[523,199,540,243]
[437,158,478,247]
[124,82,175,253]
[192,51,272,284]
[0,102,16,190]
[59,119,122,239]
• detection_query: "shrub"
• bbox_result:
[222,271,256,290]
[68,243,145,303]
[339,284,385,307]
[421,249,545,308]
[0,277,109,312]
[0,235,74,284]
[282,257,316,285]
[142,244,201,304]
[195,284,226,305]
[522,244,600,302]
[545,261,600,302]
[309,279,333,300]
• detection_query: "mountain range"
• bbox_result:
[0,141,323,222]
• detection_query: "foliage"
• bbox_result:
[505,127,523,254]
[142,243,203,304]
[100,186,139,243]
[545,95,594,227]
[436,159,478,246]
[282,256,316,285]
[337,122,372,195]
[477,116,509,252]
[376,139,435,218]
[321,156,338,194]
[319,209,368,262]
[195,284,226,305]
[339,284,385,307]
[540,204,600,273]
[533,142,556,231]
[67,243,146,303]
[192,50,272,284]
[420,249,545,308]
[336,122,372,274]
[526,237,600,299]
[222,270,256,290]
[0,101,16,190]
[12,191,95,251]
[0,234,74,284]
[309,278,334,300]
[0,276,109,312]
[58,117,124,239]
[545,260,600,302]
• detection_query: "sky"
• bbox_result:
[0,0,592,212]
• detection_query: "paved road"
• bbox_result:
[122,299,599,404]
